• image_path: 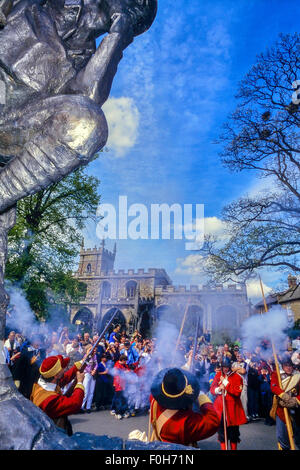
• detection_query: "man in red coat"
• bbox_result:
[270,355,300,450]
[210,357,247,450]
[30,354,85,436]
[149,367,220,447]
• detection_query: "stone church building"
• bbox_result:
[70,242,251,340]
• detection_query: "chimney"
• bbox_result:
[288,274,297,289]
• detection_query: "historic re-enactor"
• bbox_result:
[30,354,85,436]
[270,355,300,450]
[210,357,247,450]
[149,367,220,447]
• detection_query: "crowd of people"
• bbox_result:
[3,323,300,424]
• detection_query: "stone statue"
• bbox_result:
[0,0,157,338]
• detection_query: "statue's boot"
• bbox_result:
[0,95,108,213]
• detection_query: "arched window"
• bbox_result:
[212,306,237,332]
[86,263,92,273]
[102,281,111,299]
[126,280,137,298]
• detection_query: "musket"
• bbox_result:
[189,315,201,374]
[173,299,191,366]
[259,276,296,450]
[64,307,119,396]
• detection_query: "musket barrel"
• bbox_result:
[82,307,119,366]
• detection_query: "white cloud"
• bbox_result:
[245,279,273,301]
[102,97,140,157]
[175,216,229,241]
[175,254,207,277]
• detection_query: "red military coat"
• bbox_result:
[31,364,84,420]
[113,361,130,392]
[150,395,220,446]
[270,371,300,424]
[210,371,247,427]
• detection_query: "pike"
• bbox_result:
[65,307,119,396]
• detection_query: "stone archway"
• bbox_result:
[72,307,94,333]
[138,307,152,338]
[212,305,238,341]
[185,305,204,338]
[155,303,204,338]
[97,308,126,336]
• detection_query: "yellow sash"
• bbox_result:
[30,383,59,408]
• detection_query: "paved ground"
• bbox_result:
[70,409,279,450]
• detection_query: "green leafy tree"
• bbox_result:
[6,167,101,319]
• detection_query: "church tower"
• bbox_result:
[76,239,116,276]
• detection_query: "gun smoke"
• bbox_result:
[241,306,291,359]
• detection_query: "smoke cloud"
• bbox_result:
[6,284,39,338]
[241,306,291,358]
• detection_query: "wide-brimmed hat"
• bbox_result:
[150,367,200,410]
[39,355,70,379]
[220,356,232,368]
[281,354,293,367]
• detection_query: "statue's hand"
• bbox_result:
[110,12,133,37]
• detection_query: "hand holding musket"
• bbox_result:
[279,393,299,409]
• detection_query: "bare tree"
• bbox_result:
[200,33,300,283]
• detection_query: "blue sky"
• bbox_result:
[82,0,299,300]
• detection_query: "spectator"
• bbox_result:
[223,344,232,360]
[17,334,46,399]
[247,358,261,421]
[291,350,300,370]
[258,365,275,426]
[81,345,98,414]
[126,340,141,368]
[46,331,64,356]
[81,332,93,349]
[65,338,83,356]
[108,325,121,344]
[3,330,21,387]
[106,343,120,366]
[197,353,211,393]
[94,336,106,365]
[208,360,220,402]
[111,354,130,420]
[292,336,300,351]
[68,341,84,367]
[4,330,19,354]
[94,354,113,411]
[58,327,70,345]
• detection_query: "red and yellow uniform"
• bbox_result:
[150,394,220,446]
[150,367,219,447]
[30,355,84,435]
[270,370,300,424]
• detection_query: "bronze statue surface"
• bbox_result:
[0,0,157,338]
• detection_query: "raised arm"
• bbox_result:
[64,12,134,106]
